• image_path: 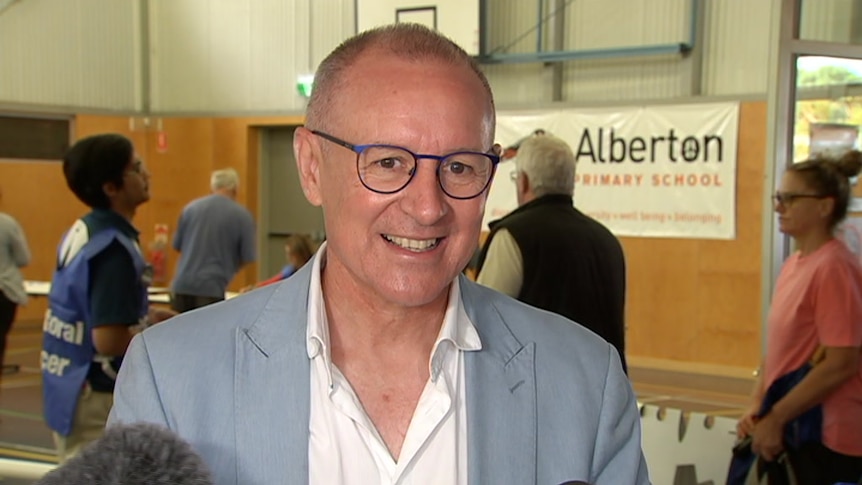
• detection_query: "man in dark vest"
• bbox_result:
[476,133,628,372]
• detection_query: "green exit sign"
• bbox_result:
[296,74,314,98]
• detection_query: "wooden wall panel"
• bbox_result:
[138,117,215,287]
[623,239,701,358]
[623,101,767,370]
[9,114,296,323]
[11,104,767,372]
[75,115,306,291]
[0,160,85,321]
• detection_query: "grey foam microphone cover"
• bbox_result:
[36,422,213,485]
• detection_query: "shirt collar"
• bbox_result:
[89,208,140,239]
[428,276,482,381]
[306,242,482,387]
[306,243,333,385]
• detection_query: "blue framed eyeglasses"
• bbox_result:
[311,130,500,200]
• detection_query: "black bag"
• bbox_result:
[728,438,799,485]
[747,453,799,485]
[726,349,825,485]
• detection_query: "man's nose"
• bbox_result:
[399,160,448,224]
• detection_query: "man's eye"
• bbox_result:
[445,159,480,177]
[448,162,467,175]
[377,158,399,169]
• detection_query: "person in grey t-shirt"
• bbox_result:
[0,187,30,377]
[170,168,256,313]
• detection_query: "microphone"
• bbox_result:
[36,422,213,485]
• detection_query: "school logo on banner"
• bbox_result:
[486,102,739,239]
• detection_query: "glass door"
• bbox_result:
[793,55,862,256]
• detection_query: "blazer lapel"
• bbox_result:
[461,277,537,484]
[235,267,313,484]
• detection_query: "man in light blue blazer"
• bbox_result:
[109,23,649,485]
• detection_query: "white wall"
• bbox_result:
[486,0,774,106]
[1,0,857,113]
[800,0,859,43]
[0,0,140,111]
[700,0,774,97]
[149,0,353,113]
[560,0,694,102]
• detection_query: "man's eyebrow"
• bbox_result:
[380,144,495,154]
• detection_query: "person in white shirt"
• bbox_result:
[109,23,649,485]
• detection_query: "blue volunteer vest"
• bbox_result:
[42,224,149,436]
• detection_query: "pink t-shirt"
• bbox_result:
[765,239,862,456]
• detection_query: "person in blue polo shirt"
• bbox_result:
[170,168,256,312]
[42,133,173,461]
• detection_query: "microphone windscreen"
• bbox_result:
[36,422,213,485]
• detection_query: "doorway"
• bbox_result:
[258,126,325,279]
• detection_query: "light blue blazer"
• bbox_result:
[109,262,649,485]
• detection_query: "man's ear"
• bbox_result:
[102,180,120,199]
[293,127,323,207]
[518,172,530,195]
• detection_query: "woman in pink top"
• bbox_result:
[737,150,862,483]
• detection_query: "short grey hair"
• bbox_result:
[210,168,239,191]
[306,23,494,135]
[516,134,576,197]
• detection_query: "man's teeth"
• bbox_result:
[384,235,439,251]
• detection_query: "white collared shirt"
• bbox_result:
[307,244,481,485]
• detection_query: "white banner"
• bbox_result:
[485,103,739,239]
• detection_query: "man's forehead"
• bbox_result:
[337,57,490,112]
[341,50,480,90]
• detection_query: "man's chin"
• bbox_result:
[376,275,453,308]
